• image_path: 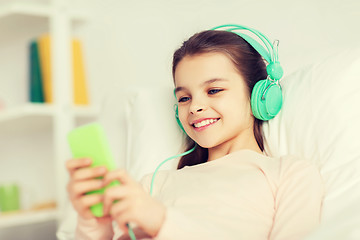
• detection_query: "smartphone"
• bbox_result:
[67,122,120,217]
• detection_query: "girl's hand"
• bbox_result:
[65,158,110,221]
[103,169,166,237]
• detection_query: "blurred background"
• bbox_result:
[0,0,359,239]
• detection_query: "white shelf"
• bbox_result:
[0,209,58,229]
[0,2,52,18]
[0,103,54,122]
[0,103,99,134]
[0,103,99,121]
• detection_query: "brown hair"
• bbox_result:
[172,30,267,169]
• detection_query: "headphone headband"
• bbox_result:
[211,24,283,80]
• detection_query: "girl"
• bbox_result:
[66,28,324,240]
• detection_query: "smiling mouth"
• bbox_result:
[192,118,220,128]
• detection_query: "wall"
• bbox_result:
[72,0,360,105]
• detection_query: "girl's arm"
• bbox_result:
[268,158,325,240]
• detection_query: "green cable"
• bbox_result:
[150,145,196,196]
[127,223,136,240]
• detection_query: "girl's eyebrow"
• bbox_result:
[202,78,228,86]
[175,78,228,94]
[174,86,185,94]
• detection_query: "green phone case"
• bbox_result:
[67,123,120,217]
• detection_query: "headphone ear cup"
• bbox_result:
[251,80,265,120]
[264,83,282,118]
[251,79,283,120]
[174,104,186,133]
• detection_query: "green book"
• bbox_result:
[29,40,44,103]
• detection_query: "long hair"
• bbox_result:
[172,30,267,169]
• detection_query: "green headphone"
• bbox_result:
[174,24,284,133]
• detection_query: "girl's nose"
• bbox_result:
[189,95,207,114]
[190,104,205,114]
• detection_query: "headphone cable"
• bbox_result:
[150,144,196,195]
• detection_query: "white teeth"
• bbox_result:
[194,119,218,128]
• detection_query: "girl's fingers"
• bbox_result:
[103,185,128,215]
[66,158,92,174]
[78,193,104,209]
[109,198,131,217]
[69,179,104,197]
[103,169,135,186]
[72,166,108,181]
[74,194,103,219]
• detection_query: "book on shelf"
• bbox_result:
[72,38,89,105]
[37,34,52,103]
[29,34,89,105]
[29,41,45,103]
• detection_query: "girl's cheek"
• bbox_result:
[179,107,188,121]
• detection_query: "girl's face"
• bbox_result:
[174,52,255,151]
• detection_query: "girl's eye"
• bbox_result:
[179,97,190,103]
[208,89,223,95]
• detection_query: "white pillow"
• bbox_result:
[120,84,185,181]
[263,47,360,237]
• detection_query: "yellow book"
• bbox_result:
[37,35,89,105]
[38,34,52,103]
[72,39,89,105]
